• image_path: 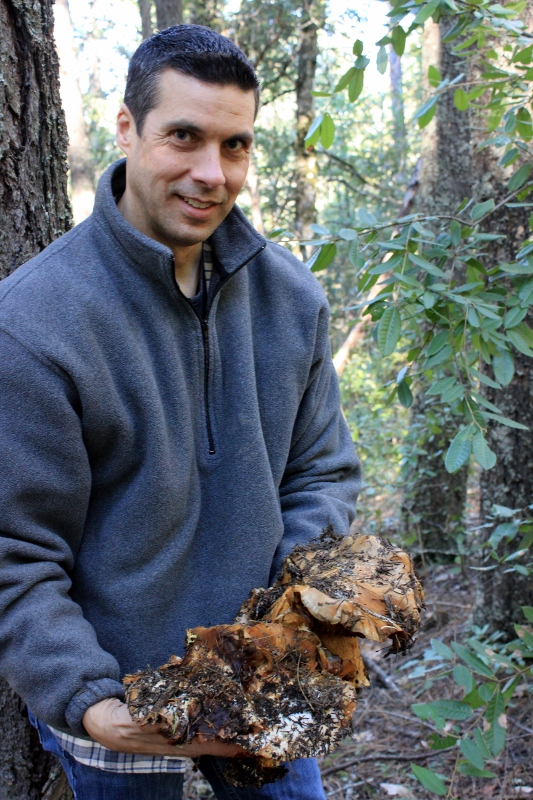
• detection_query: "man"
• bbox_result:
[0,25,360,800]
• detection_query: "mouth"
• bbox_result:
[177,194,220,210]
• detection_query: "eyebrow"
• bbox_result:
[165,119,254,145]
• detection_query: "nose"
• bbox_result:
[189,144,226,189]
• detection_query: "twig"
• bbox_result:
[362,652,402,695]
[320,745,456,777]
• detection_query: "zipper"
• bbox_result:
[201,319,215,455]
[168,241,267,456]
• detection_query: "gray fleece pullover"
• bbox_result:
[0,160,360,737]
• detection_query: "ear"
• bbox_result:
[116,103,137,155]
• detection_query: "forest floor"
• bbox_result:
[182,563,533,800]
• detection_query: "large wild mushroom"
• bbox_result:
[125,528,423,786]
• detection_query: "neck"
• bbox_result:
[173,244,203,298]
[117,188,203,298]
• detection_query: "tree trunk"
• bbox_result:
[475,340,533,635]
[0,0,72,795]
[245,150,265,236]
[138,0,153,39]
[0,0,71,279]
[401,19,473,558]
[389,45,406,178]
[472,143,533,634]
[154,0,182,29]
[54,0,96,224]
[294,1,321,261]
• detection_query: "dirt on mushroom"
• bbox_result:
[124,527,423,787]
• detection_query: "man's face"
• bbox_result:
[116,69,256,248]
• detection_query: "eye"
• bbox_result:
[173,129,192,142]
[226,138,247,152]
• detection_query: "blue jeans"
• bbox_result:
[30,714,326,800]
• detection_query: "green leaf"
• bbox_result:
[513,43,533,63]
[454,88,469,110]
[348,68,364,102]
[428,733,458,750]
[391,25,406,56]
[483,413,528,431]
[425,344,454,368]
[339,228,358,241]
[334,67,355,93]
[352,39,363,56]
[493,349,515,385]
[508,163,532,192]
[484,692,506,755]
[427,330,450,356]
[417,101,437,129]
[304,114,323,148]
[441,383,464,403]
[320,113,335,149]
[471,199,495,220]
[409,252,446,277]
[445,427,473,473]
[472,431,497,470]
[308,243,337,272]
[423,290,436,309]
[411,765,446,796]
[474,727,491,759]
[413,0,440,25]
[458,763,497,778]
[431,637,454,659]
[378,307,402,356]
[358,207,377,227]
[376,46,388,74]
[522,606,533,623]
[427,377,456,396]
[348,239,360,267]
[452,642,494,678]
[428,64,441,87]
[453,664,474,694]
[507,327,533,357]
[460,738,485,770]
[516,108,533,141]
[488,521,520,549]
[429,699,473,721]
[397,380,413,408]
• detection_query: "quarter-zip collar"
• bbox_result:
[92,159,267,292]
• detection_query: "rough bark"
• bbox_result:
[294,1,321,261]
[54,0,95,224]
[472,159,533,634]
[0,0,71,279]
[475,343,533,634]
[154,0,182,29]
[245,150,265,236]
[138,0,153,39]
[0,0,72,795]
[401,19,472,558]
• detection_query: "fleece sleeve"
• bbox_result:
[271,302,361,583]
[0,329,124,736]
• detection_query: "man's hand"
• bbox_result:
[83,698,247,758]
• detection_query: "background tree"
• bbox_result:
[400,18,472,559]
[294,0,324,259]
[54,0,96,224]
[0,0,73,795]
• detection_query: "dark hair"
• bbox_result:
[124,25,260,135]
